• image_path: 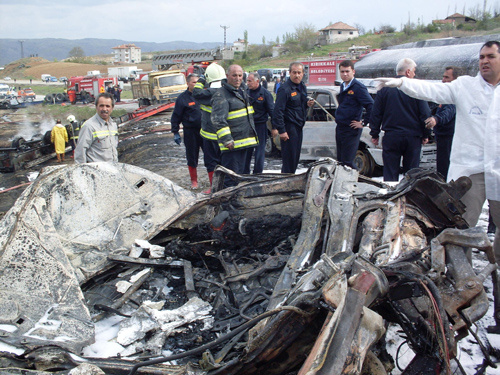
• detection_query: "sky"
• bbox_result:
[0,0,498,45]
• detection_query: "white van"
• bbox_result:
[272,68,288,81]
[0,84,9,96]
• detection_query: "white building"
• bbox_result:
[232,39,247,52]
[318,22,359,45]
[112,44,142,64]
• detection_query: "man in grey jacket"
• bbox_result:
[75,92,118,164]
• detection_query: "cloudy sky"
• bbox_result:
[0,0,496,44]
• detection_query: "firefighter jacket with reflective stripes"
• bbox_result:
[74,113,118,164]
[192,78,219,141]
[66,121,80,142]
[171,89,201,133]
[211,81,258,152]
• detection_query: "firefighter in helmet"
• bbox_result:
[192,62,227,193]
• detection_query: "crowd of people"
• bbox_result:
[55,40,499,258]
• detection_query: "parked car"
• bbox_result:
[4,77,11,81]
[267,85,437,177]
[49,76,58,82]
[59,77,68,83]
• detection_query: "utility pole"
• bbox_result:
[220,25,229,49]
[19,40,25,59]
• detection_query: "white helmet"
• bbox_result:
[205,63,226,84]
[67,115,76,122]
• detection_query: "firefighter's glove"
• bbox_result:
[174,133,182,145]
[375,77,403,90]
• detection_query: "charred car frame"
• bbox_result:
[0,160,498,375]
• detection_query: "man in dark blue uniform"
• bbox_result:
[244,72,274,174]
[335,60,373,168]
[369,58,431,181]
[272,62,314,174]
[171,74,204,189]
[423,66,458,180]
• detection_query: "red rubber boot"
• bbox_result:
[203,171,214,194]
[188,166,198,189]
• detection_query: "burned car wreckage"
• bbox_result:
[0,160,498,375]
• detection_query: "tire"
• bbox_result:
[44,94,54,102]
[55,93,65,102]
[12,137,25,149]
[353,148,375,177]
[265,131,280,157]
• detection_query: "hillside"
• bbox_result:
[0,57,152,81]
[3,29,500,81]
[0,38,223,67]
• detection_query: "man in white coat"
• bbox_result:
[376,40,500,262]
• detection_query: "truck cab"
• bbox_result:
[131,70,187,106]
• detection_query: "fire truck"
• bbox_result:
[300,59,343,85]
[43,75,118,104]
[66,75,118,103]
[299,48,378,85]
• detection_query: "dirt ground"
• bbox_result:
[1,57,152,81]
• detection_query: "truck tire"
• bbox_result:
[55,93,65,102]
[44,94,53,102]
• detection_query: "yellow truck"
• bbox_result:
[131,70,187,107]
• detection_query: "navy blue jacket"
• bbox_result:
[272,79,308,134]
[335,78,373,134]
[369,82,431,139]
[171,90,201,133]
[433,104,456,137]
[248,84,274,125]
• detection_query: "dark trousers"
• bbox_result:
[202,137,221,173]
[281,123,303,174]
[184,127,204,168]
[336,128,362,168]
[435,134,453,180]
[243,121,267,174]
[382,133,422,182]
[221,148,248,187]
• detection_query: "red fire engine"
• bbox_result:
[66,75,118,103]
[300,59,344,85]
